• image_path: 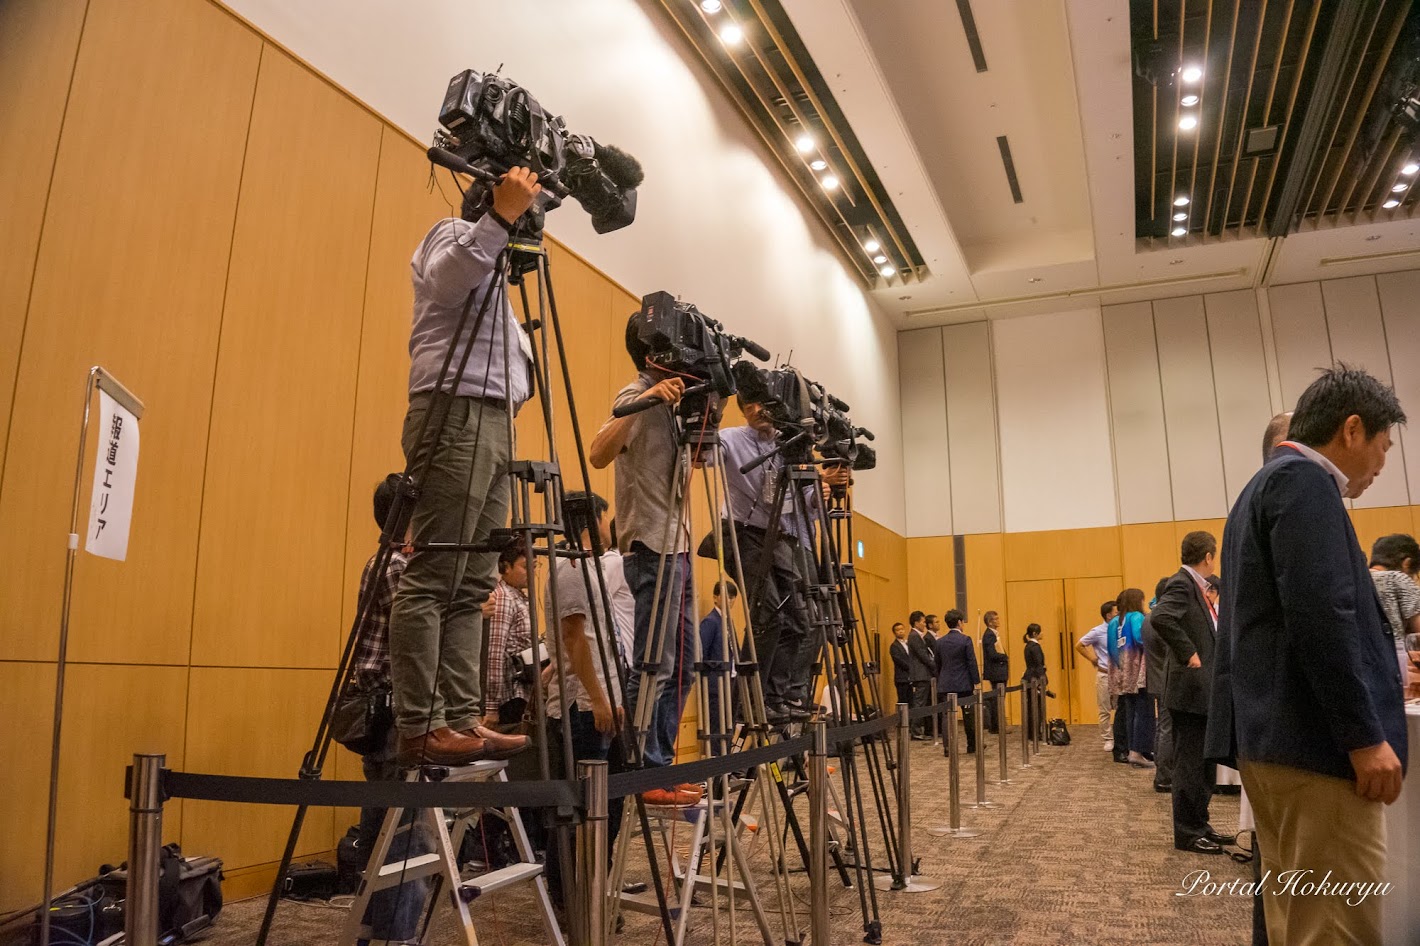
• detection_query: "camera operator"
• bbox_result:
[388,167,542,767]
[588,324,697,770]
[783,459,851,713]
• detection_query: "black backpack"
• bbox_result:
[100,844,223,942]
[1046,718,1071,746]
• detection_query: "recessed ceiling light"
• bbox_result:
[1181,94,1200,107]
[720,23,743,45]
[1181,65,1203,84]
[1172,226,1187,236]
[1027,277,1042,283]
[879,266,895,278]
[1174,195,1190,207]
[1384,199,1401,209]
[872,254,887,264]
[1173,211,1188,221]
[795,134,814,154]
[1178,115,1199,131]
[1170,258,1185,265]
[821,174,839,190]
[1404,163,1419,175]
[864,238,881,253]
[1366,235,1383,241]
[700,0,722,11]
[1393,183,1408,193]
[810,158,827,171]
[898,295,912,301]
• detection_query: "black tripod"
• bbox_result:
[256,215,679,946]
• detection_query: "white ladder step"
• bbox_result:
[423,759,508,782]
[367,852,444,889]
[457,862,544,902]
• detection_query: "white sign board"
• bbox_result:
[85,389,140,561]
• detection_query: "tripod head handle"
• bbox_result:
[611,381,713,417]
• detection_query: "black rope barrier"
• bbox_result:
[605,732,814,800]
[160,770,581,810]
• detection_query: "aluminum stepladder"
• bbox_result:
[341,759,564,946]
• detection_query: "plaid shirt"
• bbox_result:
[483,578,531,712]
[351,549,409,681]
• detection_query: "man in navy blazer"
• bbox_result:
[1206,365,1407,945]
[936,609,981,754]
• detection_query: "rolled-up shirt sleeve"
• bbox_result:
[415,215,509,308]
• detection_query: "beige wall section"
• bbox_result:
[1378,272,1420,504]
[1153,296,1228,521]
[897,327,953,536]
[942,322,1002,534]
[0,0,88,478]
[1102,302,1174,524]
[0,0,913,907]
[1202,290,1273,507]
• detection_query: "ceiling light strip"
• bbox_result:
[1255,0,1324,230]
[1164,0,1189,245]
[902,268,1251,317]
[1319,246,1420,267]
[1204,0,1245,236]
[661,5,873,280]
[1221,0,1270,234]
[1313,1,1394,219]
[743,0,918,273]
[1235,0,1295,235]
[1183,0,1216,239]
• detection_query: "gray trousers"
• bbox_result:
[1155,690,1174,785]
[389,393,511,735]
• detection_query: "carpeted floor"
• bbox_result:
[206,723,1253,946]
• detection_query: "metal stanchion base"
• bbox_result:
[994,779,1013,785]
[966,801,999,809]
[872,874,943,893]
[924,825,981,839]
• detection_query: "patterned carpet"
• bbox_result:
[207,723,1253,946]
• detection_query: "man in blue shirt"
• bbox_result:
[1075,600,1117,753]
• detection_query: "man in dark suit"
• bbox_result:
[935,609,981,754]
[906,611,936,738]
[1142,577,1173,793]
[1151,532,1228,854]
[889,622,912,709]
[1207,365,1407,944]
[980,610,1010,733]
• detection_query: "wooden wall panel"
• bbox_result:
[1120,521,1177,596]
[1268,282,1333,408]
[1348,506,1414,561]
[1204,290,1273,507]
[1322,276,1411,508]
[1065,576,1122,725]
[897,327,953,536]
[1003,526,1122,582]
[963,532,1007,629]
[544,241,613,500]
[183,667,335,870]
[0,0,88,478]
[1102,302,1174,523]
[191,48,381,669]
[1153,296,1227,520]
[339,132,454,635]
[1005,579,1065,714]
[1378,272,1420,504]
[0,0,262,664]
[941,322,1001,534]
[0,662,58,911]
[906,536,954,614]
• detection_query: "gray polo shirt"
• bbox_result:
[408,216,532,405]
[605,373,690,555]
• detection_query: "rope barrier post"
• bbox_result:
[1031,681,1042,755]
[126,754,165,946]
[928,678,939,744]
[995,684,1010,784]
[576,760,608,946]
[926,694,979,840]
[808,721,830,945]
[875,704,941,893]
[968,688,995,809]
[1018,686,1033,769]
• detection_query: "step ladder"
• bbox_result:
[341,760,564,946]
[616,786,776,946]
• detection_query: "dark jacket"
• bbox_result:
[890,639,912,683]
[1205,446,1408,781]
[1022,639,1047,685]
[907,629,936,683]
[935,628,981,694]
[1142,614,1170,701]
[981,628,1010,683]
[1151,569,1216,716]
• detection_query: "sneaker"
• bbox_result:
[641,787,700,807]
[1127,751,1155,768]
[675,783,705,799]
[1103,740,1114,752]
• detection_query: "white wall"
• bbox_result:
[221,0,907,532]
[898,272,1420,536]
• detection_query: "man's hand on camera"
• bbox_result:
[822,465,851,488]
[492,166,542,224]
[646,377,686,406]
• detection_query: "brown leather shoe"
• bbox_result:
[458,725,529,760]
[397,727,488,766]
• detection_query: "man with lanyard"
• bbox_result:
[389,168,541,767]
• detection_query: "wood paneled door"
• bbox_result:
[1003,579,1066,727]
[1064,577,1124,728]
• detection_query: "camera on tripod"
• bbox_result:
[433,69,643,235]
[616,291,770,434]
[732,362,877,471]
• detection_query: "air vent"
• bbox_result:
[956,0,989,73]
[997,135,1024,203]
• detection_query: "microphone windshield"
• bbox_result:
[593,142,645,188]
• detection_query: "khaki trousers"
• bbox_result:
[1240,760,1387,946]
